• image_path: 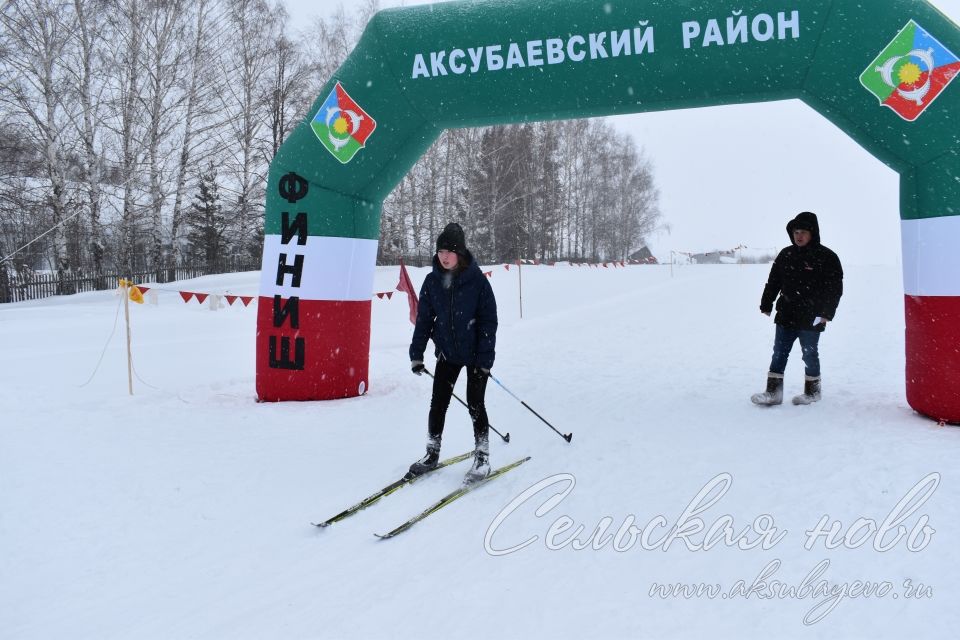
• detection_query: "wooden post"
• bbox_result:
[121,279,134,395]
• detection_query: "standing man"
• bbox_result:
[409,222,498,483]
[751,211,843,406]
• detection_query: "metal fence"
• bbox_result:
[0,258,260,304]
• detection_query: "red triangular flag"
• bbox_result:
[180,291,194,303]
[386,291,393,300]
[240,296,253,307]
[136,286,150,294]
[505,264,510,271]
[376,292,385,300]
[395,259,419,325]
[225,295,238,306]
[195,293,209,304]
[484,271,492,278]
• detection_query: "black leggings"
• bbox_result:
[429,358,490,442]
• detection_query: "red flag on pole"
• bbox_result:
[396,259,419,325]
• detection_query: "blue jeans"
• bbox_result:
[769,325,821,377]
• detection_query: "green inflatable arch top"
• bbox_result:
[255,0,960,423]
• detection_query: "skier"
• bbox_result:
[409,222,498,483]
[752,211,843,406]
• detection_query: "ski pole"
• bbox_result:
[488,373,572,443]
[424,369,510,443]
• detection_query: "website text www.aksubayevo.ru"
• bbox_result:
[649,558,933,625]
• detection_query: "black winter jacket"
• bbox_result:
[760,212,843,332]
[410,251,498,369]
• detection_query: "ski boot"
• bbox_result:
[463,435,490,484]
[751,373,784,406]
[792,376,822,405]
[408,436,441,477]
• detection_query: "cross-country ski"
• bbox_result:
[312,451,472,528]
[375,457,532,539]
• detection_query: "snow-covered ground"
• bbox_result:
[2,262,958,639]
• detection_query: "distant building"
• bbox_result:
[628,246,658,264]
[690,250,736,264]
[686,248,775,264]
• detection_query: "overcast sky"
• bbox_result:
[282,0,959,265]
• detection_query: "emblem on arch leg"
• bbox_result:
[311,82,378,163]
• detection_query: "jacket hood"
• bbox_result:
[786,211,821,245]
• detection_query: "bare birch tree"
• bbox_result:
[65,0,108,276]
[102,0,147,275]
[215,0,277,259]
[169,0,224,263]
[0,0,74,284]
[141,0,189,269]
[266,29,312,158]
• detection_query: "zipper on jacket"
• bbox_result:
[448,277,457,358]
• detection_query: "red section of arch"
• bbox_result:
[905,294,960,423]
[255,297,371,402]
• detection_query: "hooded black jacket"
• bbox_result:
[409,250,497,369]
[760,212,843,332]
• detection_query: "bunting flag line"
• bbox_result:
[224,295,255,307]
[118,258,657,316]
[152,283,419,307]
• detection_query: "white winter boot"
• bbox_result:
[792,376,822,405]
[751,373,784,406]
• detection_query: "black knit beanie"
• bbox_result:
[436,222,467,255]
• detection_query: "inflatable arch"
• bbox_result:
[256,0,960,423]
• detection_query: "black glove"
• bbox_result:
[479,367,490,376]
[411,360,425,375]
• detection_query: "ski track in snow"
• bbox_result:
[2,264,958,639]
